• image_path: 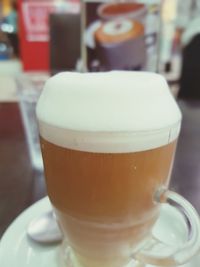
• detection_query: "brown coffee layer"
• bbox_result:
[41,138,176,222]
[101,3,145,16]
[95,20,144,44]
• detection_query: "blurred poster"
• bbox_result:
[83,0,161,72]
[22,0,80,42]
[19,0,80,70]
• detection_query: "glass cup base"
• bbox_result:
[57,241,145,267]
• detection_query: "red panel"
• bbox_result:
[18,0,49,71]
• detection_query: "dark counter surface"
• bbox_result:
[0,100,200,237]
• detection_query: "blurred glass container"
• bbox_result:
[16,72,49,171]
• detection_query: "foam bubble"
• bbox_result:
[36,71,181,152]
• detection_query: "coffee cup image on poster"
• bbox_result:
[83,0,161,71]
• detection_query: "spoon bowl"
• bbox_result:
[27,211,63,245]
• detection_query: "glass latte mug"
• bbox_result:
[36,72,200,267]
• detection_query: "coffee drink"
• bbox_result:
[36,72,181,267]
[95,20,144,44]
[94,20,146,70]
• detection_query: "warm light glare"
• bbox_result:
[2,0,12,16]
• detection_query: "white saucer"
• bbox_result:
[0,197,199,267]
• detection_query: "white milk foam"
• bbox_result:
[36,71,182,153]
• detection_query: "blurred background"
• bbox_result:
[1,0,200,238]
